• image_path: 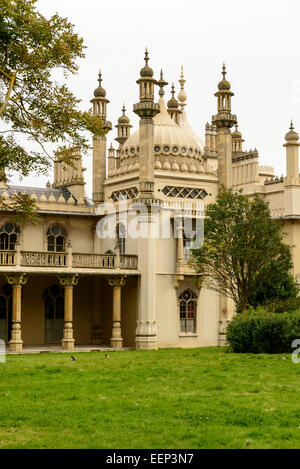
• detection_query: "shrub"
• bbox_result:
[227,311,300,354]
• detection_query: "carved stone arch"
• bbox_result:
[176,278,200,299]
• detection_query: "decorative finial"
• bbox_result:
[171,82,175,97]
[222,62,227,80]
[178,66,187,110]
[290,120,294,131]
[144,47,149,65]
[98,69,102,84]
[157,69,168,97]
[122,103,126,115]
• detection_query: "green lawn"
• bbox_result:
[0,347,300,449]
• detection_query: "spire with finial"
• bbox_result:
[94,69,106,98]
[285,119,299,142]
[178,65,187,110]
[134,48,159,105]
[115,103,132,146]
[232,123,244,152]
[91,69,111,124]
[140,47,154,78]
[157,69,168,97]
[167,82,181,123]
[218,61,231,91]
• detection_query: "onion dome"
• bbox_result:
[118,104,130,124]
[167,83,179,109]
[140,48,154,78]
[285,121,299,142]
[94,70,106,97]
[232,124,242,139]
[218,62,231,91]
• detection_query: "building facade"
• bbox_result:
[0,51,299,352]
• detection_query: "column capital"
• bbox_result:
[5,273,27,286]
[106,275,127,288]
[57,274,79,287]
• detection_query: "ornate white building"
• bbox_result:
[0,51,299,352]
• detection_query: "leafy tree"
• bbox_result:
[191,190,295,313]
[0,0,104,218]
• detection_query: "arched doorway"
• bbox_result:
[0,283,13,343]
[44,285,64,343]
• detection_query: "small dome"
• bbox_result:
[218,79,231,91]
[140,49,154,78]
[118,115,130,124]
[285,122,299,142]
[140,65,154,78]
[232,125,242,139]
[94,86,106,98]
[94,71,106,97]
[168,83,179,109]
[218,63,231,91]
[168,97,179,109]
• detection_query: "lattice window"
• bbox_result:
[111,187,139,202]
[179,289,197,333]
[162,186,208,200]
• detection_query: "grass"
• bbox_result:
[0,347,300,449]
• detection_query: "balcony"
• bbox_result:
[0,250,138,272]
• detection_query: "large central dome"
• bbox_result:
[122,98,204,159]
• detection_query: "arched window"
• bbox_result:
[116,222,126,255]
[0,223,19,251]
[44,285,64,343]
[179,289,197,333]
[0,283,12,342]
[47,225,66,252]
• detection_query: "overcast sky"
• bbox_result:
[9,0,300,196]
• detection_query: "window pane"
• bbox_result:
[187,319,195,333]
[56,237,64,252]
[180,319,186,333]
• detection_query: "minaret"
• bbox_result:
[232,124,244,153]
[133,49,160,200]
[284,121,300,186]
[90,70,112,204]
[115,104,132,147]
[212,63,237,189]
[167,82,181,124]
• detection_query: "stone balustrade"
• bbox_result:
[0,250,138,271]
[0,251,16,265]
[21,251,67,267]
[120,255,138,270]
[72,253,116,269]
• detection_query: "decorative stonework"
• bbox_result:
[162,186,208,200]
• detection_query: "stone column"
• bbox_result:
[106,276,126,349]
[176,224,184,271]
[135,212,158,350]
[58,274,79,350]
[216,127,233,189]
[6,273,27,352]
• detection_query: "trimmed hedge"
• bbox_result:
[227,311,300,354]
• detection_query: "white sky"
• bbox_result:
[9,0,300,196]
